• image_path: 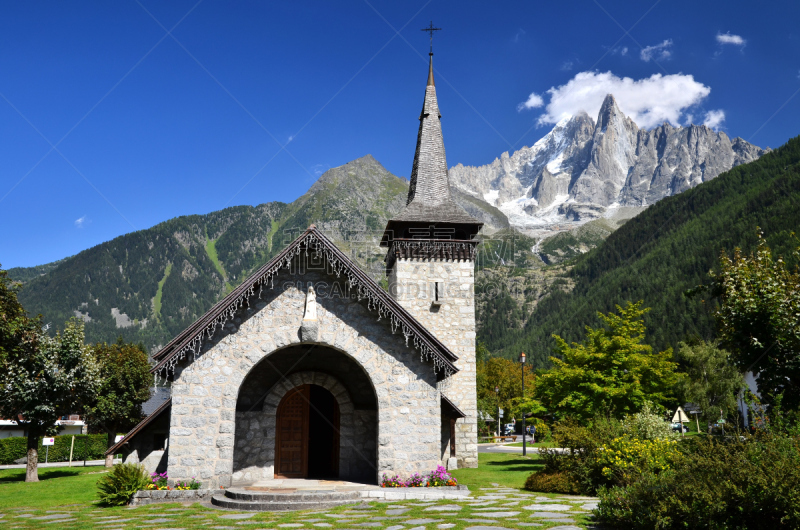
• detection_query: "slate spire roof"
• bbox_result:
[387,54,480,227]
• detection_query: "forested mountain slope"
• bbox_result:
[10,155,509,352]
[499,135,800,367]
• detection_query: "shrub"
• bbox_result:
[595,432,800,529]
[621,401,677,441]
[97,463,151,506]
[524,470,580,494]
[539,415,624,494]
[595,435,678,487]
[0,433,108,465]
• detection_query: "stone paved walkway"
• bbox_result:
[0,484,598,529]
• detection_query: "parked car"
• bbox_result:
[671,422,688,433]
[503,423,516,435]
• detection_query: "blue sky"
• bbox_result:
[2,0,799,268]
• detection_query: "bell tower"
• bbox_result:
[381,50,482,469]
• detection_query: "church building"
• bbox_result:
[109,52,483,488]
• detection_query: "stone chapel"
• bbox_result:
[109,52,483,488]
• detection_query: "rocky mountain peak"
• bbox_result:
[448,98,767,234]
[596,94,626,131]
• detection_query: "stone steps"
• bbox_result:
[211,488,363,511]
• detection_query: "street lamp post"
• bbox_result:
[519,352,526,456]
[495,386,500,436]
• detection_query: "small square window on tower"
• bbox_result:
[431,281,443,306]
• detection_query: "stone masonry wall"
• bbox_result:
[166,264,443,488]
[388,258,478,468]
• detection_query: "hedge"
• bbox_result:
[0,434,109,465]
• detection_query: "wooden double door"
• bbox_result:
[275,384,340,478]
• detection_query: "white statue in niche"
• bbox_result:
[303,284,317,321]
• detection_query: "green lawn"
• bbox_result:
[450,452,544,491]
[0,466,107,509]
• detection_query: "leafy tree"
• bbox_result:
[535,301,682,422]
[476,353,538,430]
[675,340,746,424]
[0,266,35,367]
[86,337,152,467]
[709,233,800,410]
[0,317,100,482]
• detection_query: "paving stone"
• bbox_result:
[467,512,519,518]
[528,512,572,519]
[313,524,332,527]
[355,524,383,528]
[13,515,34,518]
[32,514,73,520]
[464,526,515,530]
[220,514,256,520]
[538,519,576,524]
[403,519,443,525]
[150,519,178,524]
[459,520,499,524]
[522,504,572,511]
[386,510,410,516]
[98,520,135,524]
[189,516,208,519]
[517,524,542,527]
[385,526,404,530]
[371,517,402,521]
[212,527,237,530]
[544,525,580,529]
[580,503,599,510]
[423,505,461,512]
[407,527,425,530]
[437,525,456,529]
[43,520,76,525]
[278,525,304,528]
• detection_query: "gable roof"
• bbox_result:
[104,398,171,456]
[152,226,459,379]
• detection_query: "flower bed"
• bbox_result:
[145,472,201,491]
[381,466,458,487]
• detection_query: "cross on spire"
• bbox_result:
[421,21,441,55]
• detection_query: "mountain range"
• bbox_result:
[6,155,510,352]
[449,94,766,237]
[5,101,792,368]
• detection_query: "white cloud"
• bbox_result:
[561,61,574,71]
[716,32,746,46]
[517,92,545,112]
[526,71,712,129]
[703,109,726,130]
[74,215,89,228]
[513,29,525,43]
[640,39,673,62]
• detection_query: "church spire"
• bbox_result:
[406,53,449,207]
[381,45,482,249]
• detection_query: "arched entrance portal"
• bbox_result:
[275,384,340,478]
[232,345,378,484]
